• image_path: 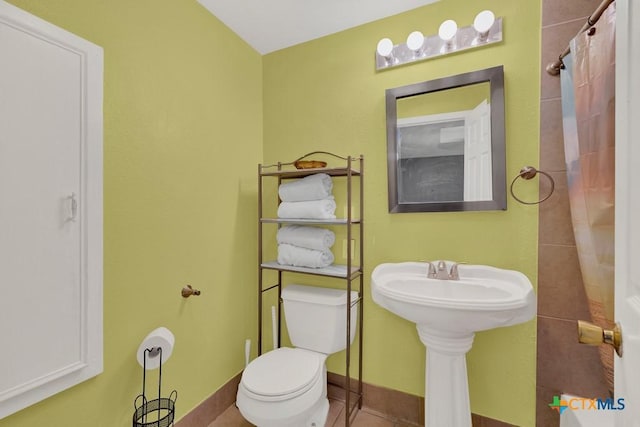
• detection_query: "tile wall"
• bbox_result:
[536,0,612,425]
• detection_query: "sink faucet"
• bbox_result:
[426,261,461,280]
[436,261,449,279]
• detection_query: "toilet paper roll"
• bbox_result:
[136,327,175,370]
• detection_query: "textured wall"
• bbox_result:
[2,1,262,425]
[262,0,540,425]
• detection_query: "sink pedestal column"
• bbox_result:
[417,325,475,427]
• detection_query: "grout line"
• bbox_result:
[538,242,577,249]
[330,403,345,427]
[537,314,582,323]
[541,15,592,30]
[540,96,562,102]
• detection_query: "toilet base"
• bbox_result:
[247,397,329,427]
[305,397,329,427]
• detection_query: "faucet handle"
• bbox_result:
[426,262,437,278]
[448,262,466,280]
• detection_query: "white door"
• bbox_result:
[0,1,103,418]
[615,0,640,424]
[463,99,491,201]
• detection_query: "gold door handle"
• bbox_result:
[577,320,622,357]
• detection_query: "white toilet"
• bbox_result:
[237,284,358,427]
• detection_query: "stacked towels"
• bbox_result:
[276,173,337,268]
[277,225,335,268]
[277,173,336,219]
[277,224,336,250]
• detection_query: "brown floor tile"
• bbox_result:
[207,402,524,427]
[394,421,422,427]
[349,410,395,427]
[210,399,355,427]
[326,399,346,426]
[471,413,517,426]
[207,404,253,427]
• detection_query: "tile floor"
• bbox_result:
[208,398,418,427]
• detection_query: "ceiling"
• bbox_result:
[197,0,439,55]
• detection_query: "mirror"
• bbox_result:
[386,66,506,212]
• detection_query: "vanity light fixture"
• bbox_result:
[375,10,503,71]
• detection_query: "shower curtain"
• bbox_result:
[560,3,616,393]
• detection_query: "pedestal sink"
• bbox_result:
[371,261,536,427]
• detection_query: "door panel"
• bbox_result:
[0,1,103,418]
[615,0,640,424]
[464,99,491,201]
[1,16,82,390]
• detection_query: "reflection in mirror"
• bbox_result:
[397,82,491,203]
[386,66,506,212]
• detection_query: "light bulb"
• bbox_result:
[376,38,394,58]
[438,20,458,42]
[406,31,425,52]
[474,10,495,35]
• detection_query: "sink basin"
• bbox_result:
[371,261,536,427]
[371,261,536,334]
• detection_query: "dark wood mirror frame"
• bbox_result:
[386,65,506,213]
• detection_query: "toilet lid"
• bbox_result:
[242,348,323,399]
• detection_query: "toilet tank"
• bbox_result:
[282,284,358,354]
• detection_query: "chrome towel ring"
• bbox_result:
[510,166,555,205]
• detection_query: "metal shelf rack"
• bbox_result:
[257,152,364,426]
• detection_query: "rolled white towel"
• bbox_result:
[277,243,334,269]
[277,225,335,251]
[277,197,336,219]
[278,173,333,202]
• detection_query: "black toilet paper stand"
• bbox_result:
[132,347,178,427]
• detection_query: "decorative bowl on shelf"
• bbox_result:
[294,160,327,169]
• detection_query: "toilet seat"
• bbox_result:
[241,348,324,402]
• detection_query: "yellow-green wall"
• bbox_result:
[2,0,541,426]
[397,82,490,118]
[262,0,540,425]
[2,1,262,426]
